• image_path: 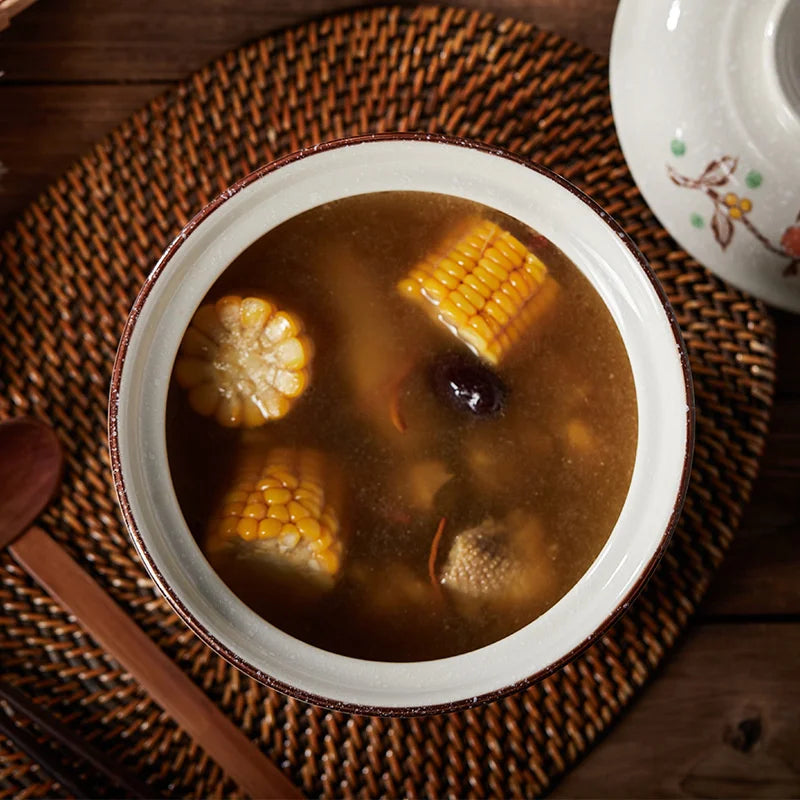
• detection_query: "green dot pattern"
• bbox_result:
[671,139,686,157]
[690,212,704,229]
[745,170,762,189]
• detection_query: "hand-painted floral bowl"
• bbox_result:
[611,0,800,312]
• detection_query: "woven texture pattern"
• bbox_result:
[0,6,775,798]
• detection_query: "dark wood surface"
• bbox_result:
[1,1,798,795]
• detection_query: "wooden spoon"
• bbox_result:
[0,417,301,799]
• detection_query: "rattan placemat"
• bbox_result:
[0,6,775,798]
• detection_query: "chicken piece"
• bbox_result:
[175,295,313,427]
[439,513,556,611]
[440,518,523,601]
[398,217,559,365]
[205,446,345,587]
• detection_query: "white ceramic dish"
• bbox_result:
[610,0,800,312]
[109,135,693,715]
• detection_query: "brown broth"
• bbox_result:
[166,191,637,661]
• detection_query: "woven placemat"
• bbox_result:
[0,6,775,798]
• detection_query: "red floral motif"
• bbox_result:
[667,158,800,278]
[782,224,800,258]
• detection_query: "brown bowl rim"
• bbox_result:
[108,132,695,717]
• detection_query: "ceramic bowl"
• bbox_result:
[109,134,694,715]
[611,0,800,312]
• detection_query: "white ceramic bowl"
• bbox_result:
[109,135,694,715]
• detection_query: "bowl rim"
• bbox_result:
[108,132,695,717]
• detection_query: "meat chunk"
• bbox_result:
[440,513,556,611]
[440,519,520,600]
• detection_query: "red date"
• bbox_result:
[431,353,507,417]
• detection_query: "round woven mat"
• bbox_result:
[0,6,775,798]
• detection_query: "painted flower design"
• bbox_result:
[782,224,800,259]
[722,192,752,219]
[667,155,800,278]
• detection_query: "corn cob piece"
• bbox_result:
[205,447,345,586]
[397,218,558,365]
[175,295,313,427]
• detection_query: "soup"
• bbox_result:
[166,191,637,662]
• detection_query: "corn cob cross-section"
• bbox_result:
[175,295,313,427]
[206,447,345,586]
[398,218,558,365]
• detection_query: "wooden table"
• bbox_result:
[1,1,798,796]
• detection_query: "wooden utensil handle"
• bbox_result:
[10,525,301,800]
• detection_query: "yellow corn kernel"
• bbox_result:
[205,447,346,587]
[319,512,336,532]
[262,311,298,342]
[221,502,244,517]
[174,295,313,427]
[315,549,340,575]
[191,305,225,342]
[509,269,533,293]
[297,517,321,540]
[474,264,501,291]
[459,327,488,353]
[468,315,495,342]
[242,397,267,428]
[485,299,510,326]
[263,487,292,505]
[187,383,220,417]
[463,273,491,298]
[397,218,558,364]
[295,487,322,504]
[450,290,477,316]
[485,246,515,273]
[459,284,485,310]
[270,468,299,490]
[236,518,258,541]
[397,278,420,297]
[240,296,273,329]
[434,269,460,290]
[493,290,517,316]
[268,504,290,523]
[482,258,508,281]
[258,517,282,539]
[438,298,469,329]
[287,500,308,522]
[440,258,466,279]
[243,503,267,520]
[421,277,448,303]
